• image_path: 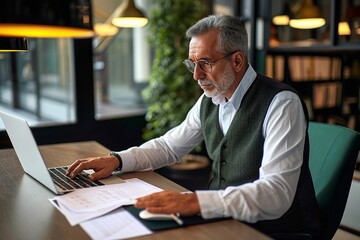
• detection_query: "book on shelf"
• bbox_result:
[266,54,343,111]
[266,55,342,82]
[266,55,284,81]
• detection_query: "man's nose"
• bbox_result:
[193,64,205,81]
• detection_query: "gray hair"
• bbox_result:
[186,15,248,61]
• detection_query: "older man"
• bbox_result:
[67,15,321,237]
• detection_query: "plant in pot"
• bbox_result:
[141,0,210,191]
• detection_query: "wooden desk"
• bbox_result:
[0,141,271,240]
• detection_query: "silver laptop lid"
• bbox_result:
[0,111,59,194]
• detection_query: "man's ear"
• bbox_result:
[232,51,245,72]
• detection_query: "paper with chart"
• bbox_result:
[50,178,162,225]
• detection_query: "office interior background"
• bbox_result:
[0,0,359,237]
[0,0,359,149]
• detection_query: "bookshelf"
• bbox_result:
[264,0,360,130]
[266,47,360,130]
[263,3,360,234]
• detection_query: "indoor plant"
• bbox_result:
[141,0,210,190]
[142,0,206,142]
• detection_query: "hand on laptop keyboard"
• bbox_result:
[66,155,120,181]
[49,166,104,191]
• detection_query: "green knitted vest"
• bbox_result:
[200,75,322,235]
[200,74,302,190]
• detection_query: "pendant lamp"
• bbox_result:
[0,37,28,52]
[94,23,119,37]
[0,0,94,38]
[273,15,290,26]
[338,22,351,36]
[272,2,291,26]
[289,0,326,29]
[112,0,148,28]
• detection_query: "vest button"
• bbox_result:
[220,177,225,183]
[221,161,227,166]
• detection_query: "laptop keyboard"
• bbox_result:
[48,166,104,191]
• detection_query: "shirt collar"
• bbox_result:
[212,64,257,110]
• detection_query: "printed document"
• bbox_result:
[50,178,162,225]
[80,208,152,240]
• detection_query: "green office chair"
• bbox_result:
[272,122,360,240]
[308,122,360,240]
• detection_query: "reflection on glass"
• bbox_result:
[0,38,76,127]
[270,0,331,47]
[271,0,360,45]
[17,47,36,113]
[94,28,148,119]
[93,0,150,119]
[339,0,360,43]
[0,53,12,106]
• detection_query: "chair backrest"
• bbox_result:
[308,122,360,240]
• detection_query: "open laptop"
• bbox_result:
[0,111,123,195]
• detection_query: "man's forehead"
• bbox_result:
[188,31,219,57]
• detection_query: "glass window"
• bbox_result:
[1,0,153,130]
[0,53,12,106]
[0,38,76,129]
[93,0,152,119]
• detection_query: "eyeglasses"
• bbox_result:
[183,50,238,73]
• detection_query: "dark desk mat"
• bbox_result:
[124,205,227,231]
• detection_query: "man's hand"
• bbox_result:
[66,155,119,181]
[135,190,200,217]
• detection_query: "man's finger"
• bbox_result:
[89,169,109,181]
[69,161,91,178]
[66,159,85,176]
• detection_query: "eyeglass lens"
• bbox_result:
[183,51,237,73]
[183,60,211,73]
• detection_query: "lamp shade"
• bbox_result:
[272,2,291,26]
[273,15,290,26]
[0,37,28,52]
[112,0,148,28]
[338,22,351,36]
[289,0,326,29]
[94,23,119,37]
[0,0,94,38]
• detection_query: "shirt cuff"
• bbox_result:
[196,190,225,219]
[117,149,136,172]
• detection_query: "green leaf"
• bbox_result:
[142,0,206,153]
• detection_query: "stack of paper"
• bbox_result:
[49,178,162,239]
[80,208,152,240]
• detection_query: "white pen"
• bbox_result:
[170,213,184,226]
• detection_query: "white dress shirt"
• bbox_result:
[118,64,307,223]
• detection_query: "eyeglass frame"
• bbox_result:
[183,50,239,73]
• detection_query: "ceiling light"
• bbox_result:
[94,23,119,37]
[0,37,28,52]
[112,0,148,28]
[272,2,291,26]
[289,0,326,29]
[0,0,94,38]
[338,22,351,36]
[273,15,290,26]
